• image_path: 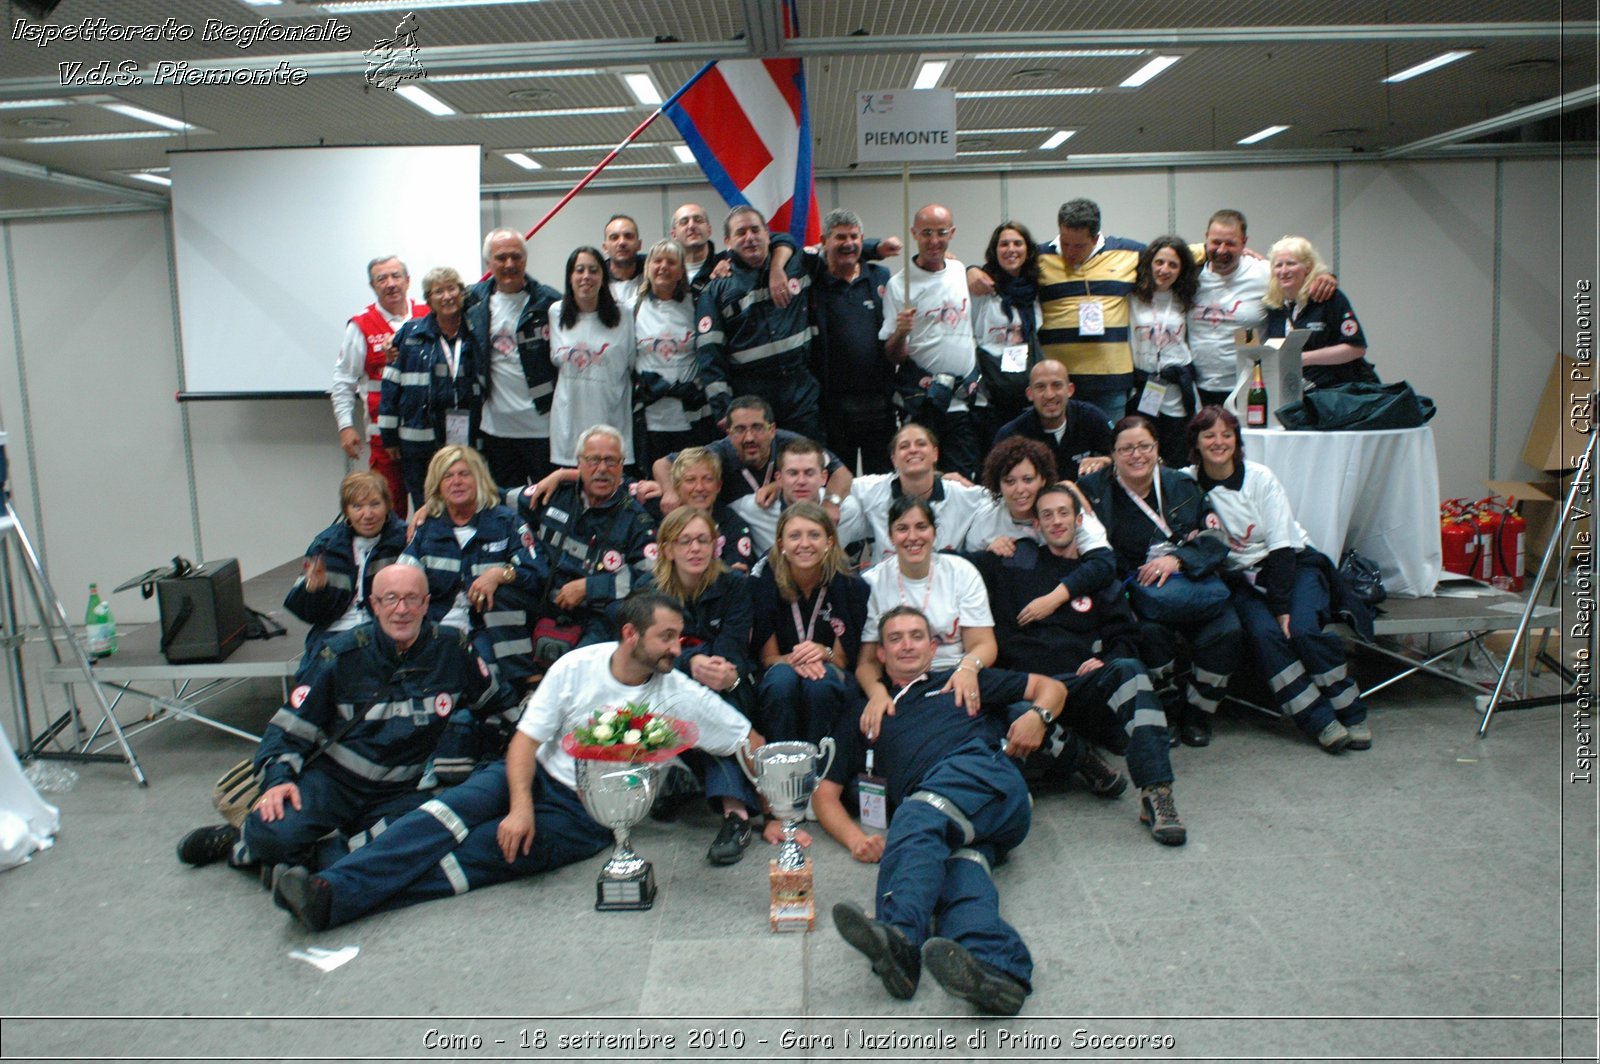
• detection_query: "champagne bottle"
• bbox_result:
[85,583,117,658]
[1246,361,1268,427]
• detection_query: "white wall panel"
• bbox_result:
[1174,166,1336,260]
[1006,171,1169,252]
[1498,159,1568,482]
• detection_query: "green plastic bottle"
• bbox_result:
[85,583,117,658]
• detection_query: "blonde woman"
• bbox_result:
[1264,236,1378,389]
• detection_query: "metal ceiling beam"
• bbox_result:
[0,155,167,207]
[1382,84,1600,158]
[741,0,787,57]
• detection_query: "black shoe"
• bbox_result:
[706,812,754,865]
[1179,707,1213,748]
[176,824,239,867]
[1072,748,1128,799]
[832,901,920,999]
[921,937,1028,1016]
[273,866,333,932]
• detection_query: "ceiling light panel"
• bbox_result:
[1236,124,1291,145]
[1384,50,1477,83]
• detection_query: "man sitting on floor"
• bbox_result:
[814,605,1066,1016]
[175,565,515,874]
[270,591,773,930]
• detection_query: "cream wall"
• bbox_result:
[0,157,1591,621]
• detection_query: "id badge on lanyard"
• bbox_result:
[444,410,470,445]
[1000,343,1029,373]
[857,749,888,830]
[1136,378,1169,416]
[1078,299,1106,337]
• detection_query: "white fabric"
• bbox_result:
[879,256,978,412]
[331,306,412,432]
[1241,425,1443,597]
[971,294,1040,355]
[962,496,1110,555]
[850,474,989,568]
[609,277,640,308]
[548,304,636,466]
[632,294,699,432]
[326,533,380,634]
[518,642,752,790]
[1189,460,1310,572]
[861,554,993,671]
[1127,292,1193,416]
[735,493,869,556]
[0,720,59,872]
[481,290,549,438]
[1188,258,1269,392]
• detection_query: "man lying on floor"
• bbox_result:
[271,591,773,930]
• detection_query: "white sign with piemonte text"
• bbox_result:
[856,89,958,163]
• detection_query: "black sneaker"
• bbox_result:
[921,937,1028,1016]
[1072,748,1128,799]
[176,824,239,867]
[706,812,754,865]
[1139,785,1187,846]
[273,866,333,932]
[1179,706,1213,748]
[832,902,920,999]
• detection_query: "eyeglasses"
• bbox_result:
[579,454,623,469]
[674,535,714,549]
[374,593,426,609]
[915,228,953,239]
[1113,442,1158,456]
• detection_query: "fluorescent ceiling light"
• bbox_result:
[502,152,541,170]
[971,49,1146,60]
[1236,124,1290,145]
[621,72,663,106]
[1038,129,1075,150]
[0,98,69,109]
[1120,55,1182,87]
[477,106,630,119]
[1384,50,1476,83]
[395,85,457,116]
[430,68,600,82]
[320,0,541,12]
[958,126,1050,135]
[239,0,283,6]
[914,60,948,90]
[956,149,1025,157]
[559,162,671,171]
[20,130,175,143]
[128,172,173,187]
[673,145,696,163]
[101,102,195,130]
[955,87,1098,99]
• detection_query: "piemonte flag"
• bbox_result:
[663,0,820,246]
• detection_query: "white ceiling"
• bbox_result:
[0,0,1594,215]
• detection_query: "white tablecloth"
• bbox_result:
[1242,424,1442,598]
[0,721,59,872]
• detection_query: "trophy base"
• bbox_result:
[769,858,815,933]
[595,864,657,911]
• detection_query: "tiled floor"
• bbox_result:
[2,643,1594,1063]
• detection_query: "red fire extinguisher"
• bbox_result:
[1439,499,1480,578]
[1484,497,1526,592]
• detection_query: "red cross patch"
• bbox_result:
[737,535,753,557]
[433,693,453,717]
[290,684,311,708]
[643,542,659,561]
[698,315,712,334]
[1070,596,1094,613]
[787,278,801,295]
[1340,318,1359,337]
[830,616,846,638]
[601,549,623,572]
[1205,513,1221,529]
[477,657,490,677]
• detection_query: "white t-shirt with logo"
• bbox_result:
[481,289,550,438]
[879,256,979,411]
[1188,258,1269,393]
[632,294,699,432]
[548,303,636,466]
[861,554,993,672]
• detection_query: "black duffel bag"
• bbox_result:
[1276,380,1437,431]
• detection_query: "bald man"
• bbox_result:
[176,565,516,875]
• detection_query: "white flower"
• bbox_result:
[623,729,643,744]
[599,709,618,724]
[591,723,613,741]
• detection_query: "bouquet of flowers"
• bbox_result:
[561,701,698,763]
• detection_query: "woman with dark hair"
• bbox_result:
[549,246,635,470]
[972,220,1044,437]
[632,238,712,468]
[857,496,997,732]
[1186,405,1371,752]
[1128,236,1201,467]
[1077,415,1238,747]
[284,470,408,658]
[748,502,870,747]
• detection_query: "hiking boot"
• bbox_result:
[1316,720,1352,753]
[1179,706,1213,748]
[273,866,333,932]
[706,812,753,865]
[832,902,920,999]
[176,824,239,867]
[1073,748,1128,799]
[1344,721,1372,750]
[921,937,1028,1016]
[1139,785,1187,846]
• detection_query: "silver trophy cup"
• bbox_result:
[739,738,836,932]
[574,758,661,911]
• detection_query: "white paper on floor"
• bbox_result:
[288,945,359,972]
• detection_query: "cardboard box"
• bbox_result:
[1522,353,1593,473]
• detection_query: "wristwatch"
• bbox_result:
[501,562,516,583]
[823,492,845,507]
[1029,704,1056,726]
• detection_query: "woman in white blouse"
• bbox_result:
[632,238,712,468]
[1127,236,1201,468]
[548,246,635,469]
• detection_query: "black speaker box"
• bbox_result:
[157,558,248,663]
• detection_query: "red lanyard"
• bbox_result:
[790,585,829,645]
